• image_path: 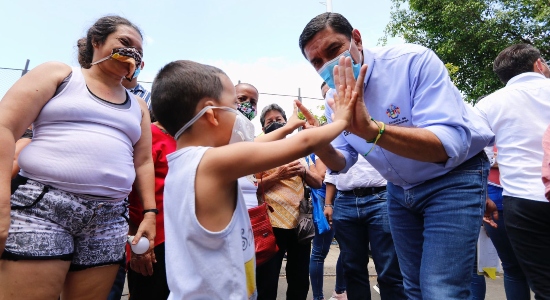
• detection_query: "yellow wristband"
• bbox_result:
[363,118,385,157]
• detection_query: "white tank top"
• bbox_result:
[164,146,257,300]
[19,67,142,199]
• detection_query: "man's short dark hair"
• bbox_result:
[151,60,226,136]
[299,12,354,58]
[259,103,287,127]
[493,44,542,84]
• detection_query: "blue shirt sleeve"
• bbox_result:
[408,49,471,168]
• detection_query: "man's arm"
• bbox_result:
[332,53,474,166]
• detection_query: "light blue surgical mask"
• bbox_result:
[317,38,362,89]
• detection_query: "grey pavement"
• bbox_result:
[122,244,532,299]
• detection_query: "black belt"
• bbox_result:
[340,186,386,197]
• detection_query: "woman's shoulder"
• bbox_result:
[31,61,73,81]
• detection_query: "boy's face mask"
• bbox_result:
[237,101,257,120]
[317,37,362,89]
[91,47,143,81]
[174,106,255,144]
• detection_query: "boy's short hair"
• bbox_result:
[151,60,226,136]
[259,103,287,127]
[493,44,542,84]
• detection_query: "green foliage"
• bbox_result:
[383,0,550,103]
[298,105,328,125]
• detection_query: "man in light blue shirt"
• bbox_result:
[298,13,494,299]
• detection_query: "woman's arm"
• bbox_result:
[131,97,156,252]
[0,62,72,256]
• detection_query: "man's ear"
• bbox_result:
[352,29,363,52]
[141,61,145,69]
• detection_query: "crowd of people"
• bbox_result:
[0,11,549,300]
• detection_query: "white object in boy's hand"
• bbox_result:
[127,235,149,254]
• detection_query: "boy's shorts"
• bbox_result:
[2,175,129,271]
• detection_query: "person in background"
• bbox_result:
[324,155,404,300]
[475,43,550,298]
[255,103,324,299]
[543,124,550,201]
[470,144,530,300]
[321,81,330,99]
[123,118,173,300]
[0,15,156,299]
[310,82,347,300]
[108,59,153,300]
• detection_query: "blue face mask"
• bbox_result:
[317,38,362,89]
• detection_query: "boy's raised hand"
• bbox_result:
[331,56,361,128]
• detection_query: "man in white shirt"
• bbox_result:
[324,156,405,299]
[474,43,550,298]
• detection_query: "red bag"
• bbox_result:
[248,203,279,266]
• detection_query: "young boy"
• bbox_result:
[151,59,359,299]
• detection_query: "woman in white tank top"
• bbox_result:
[0,16,156,299]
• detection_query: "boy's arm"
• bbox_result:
[194,58,360,232]
[254,102,305,143]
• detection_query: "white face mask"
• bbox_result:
[174,106,255,143]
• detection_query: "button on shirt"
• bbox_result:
[325,44,494,189]
[475,72,550,202]
[324,155,386,191]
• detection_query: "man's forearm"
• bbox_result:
[256,172,280,192]
[369,125,448,163]
[325,183,336,205]
[315,144,347,172]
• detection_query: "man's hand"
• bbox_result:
[483,197,499,229]
[285,102,307,131]
[324,206,333,229]
[331,57,379,141]
[295,100,319,130]
[129,248,157,276]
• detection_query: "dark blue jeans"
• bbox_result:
[387,152,489,300]
[310,211,346,300]
[504,196,550,299]
[332,190,405,300]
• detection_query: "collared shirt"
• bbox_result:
[128,82,151,109]
[324,44,494,189]
[475,72,550,202]
[324,155,386,191]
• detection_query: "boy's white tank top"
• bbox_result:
[164,146,257,300]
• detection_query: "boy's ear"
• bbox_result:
[204,109,219,127]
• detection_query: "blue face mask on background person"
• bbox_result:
[317,37,362,89]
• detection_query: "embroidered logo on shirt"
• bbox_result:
[386,104,401,119]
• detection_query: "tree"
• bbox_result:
[382,0,550,103]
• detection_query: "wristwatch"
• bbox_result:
[324,204,334,209]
